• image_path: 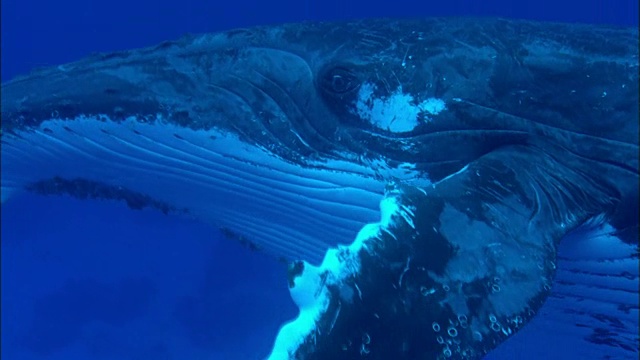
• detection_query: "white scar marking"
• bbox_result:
[355,82,446,133]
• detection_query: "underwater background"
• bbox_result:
[1,0,638,359]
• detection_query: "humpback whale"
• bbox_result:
[1,17,638,359]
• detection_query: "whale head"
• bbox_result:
[1,18,525,261]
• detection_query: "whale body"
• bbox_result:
[1,18,638,359]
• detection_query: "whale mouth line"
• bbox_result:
[221,72,309,147]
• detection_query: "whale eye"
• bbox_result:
[321,67,359,94]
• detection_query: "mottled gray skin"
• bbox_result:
[2,18,638,359]
[3,18,637,186]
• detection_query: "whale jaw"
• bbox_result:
[1,114,428,263]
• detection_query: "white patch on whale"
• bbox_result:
[268,190,413,359]
[355,82,446,132]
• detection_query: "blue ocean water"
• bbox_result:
[0,1,638,359]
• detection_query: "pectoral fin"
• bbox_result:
[270,145,623,359]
